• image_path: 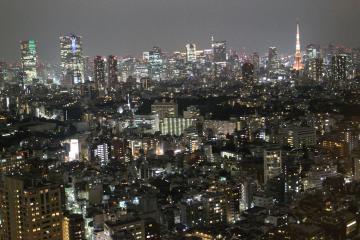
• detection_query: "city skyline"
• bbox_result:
[1,1,360,240]
[1,0,359,63]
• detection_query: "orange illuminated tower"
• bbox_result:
[293,22,304,71]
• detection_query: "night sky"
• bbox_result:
[1,0,359,63]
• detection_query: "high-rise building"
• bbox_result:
[94,56,106,92]
[331,54,348,84]
[20,40,38,85]
[143,46,163,81]
[307,58,323,81]
[252,52,260,75]
[0,61,7,89]
[264,147,282,183]
[306,44,320,60]
[213,41,227,63]
[185,43,197,63]
[0,174,63,240]
[293,22,304,71]
[93,142,109,166]
[108,55,118,90]
[60,34,84,86]
[83,56,93,82]
[304,44,322,81]
[268,47,279,72]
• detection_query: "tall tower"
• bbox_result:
[185,43,197,63]
[20,40,38,85]
[107,55,118,90]
[94,56,106,92]
[60,34,84,86]
[293,22,303,71]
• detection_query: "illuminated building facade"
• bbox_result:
[143,46,164,81]
[212,41,227,63]
[60,34,84,86]
[185,43,197,63]
[93,143,109,166]
[331,54,348,84]
[20,40,38,85]
[107,55,118,90]
[307,58,323,81]
[268,47,279,73]
[0,175,63,240]
[252,52,260,75]
[264,147,282,183]
[305,44,323,81]
[94,56,106,92]
[160,117,196,136]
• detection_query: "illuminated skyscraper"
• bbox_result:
[0,61,7,89]
[60,34,84,86]
[307,58,323,81]
[20,40,38,85]
[331,54,348,84]
[107,55,118,90]
[293,22,304,71]
[0,174,63,240]
[143,46,163,81]
[305,44,323,81]
[83,56,93,82]
[252,52,260,75]
[268,47,279,72]
[185,43,197,63]
[212,41,227,63]
[94,56,106,92]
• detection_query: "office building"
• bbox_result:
[143,46,163,81]
[185,43,197,63]
[108,55,118,90]
[331,54,348,84]
[94,56,106,92]
[306,58,323,81]
[60,34,84,86]
[213,41,227,63]
[268,47,279,72]
[252,52,260,75]
[20,40,38,85]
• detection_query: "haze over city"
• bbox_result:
[1,0,360,63]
